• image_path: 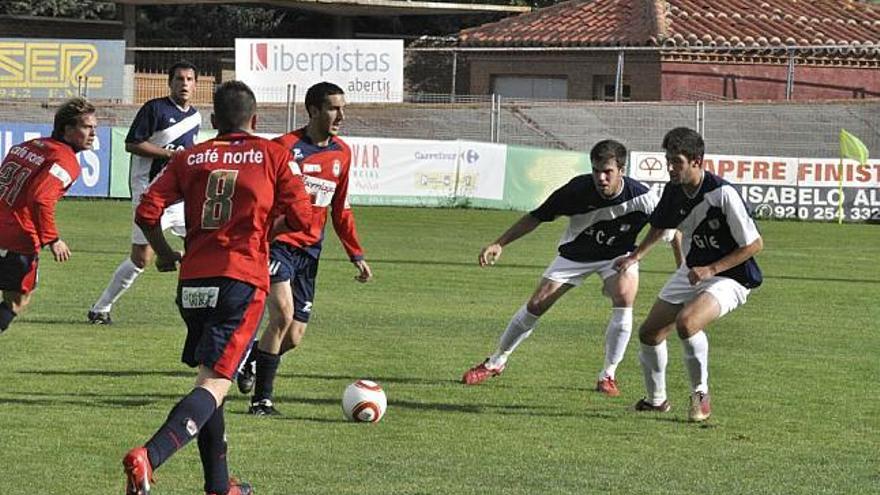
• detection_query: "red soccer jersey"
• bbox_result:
[0,137,81,254]
[272,129,364,260]
[135,132,312,292]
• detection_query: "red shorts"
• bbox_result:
[0,249,39,294]
[176,277,266,380]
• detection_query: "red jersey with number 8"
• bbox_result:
[135,132,312,291]
[0,137,81,254]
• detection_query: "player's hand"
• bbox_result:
[688,266,715,285]
[614,253,638,273]
[479,244,502,266]
[49,239,70,262]
[353,259,372,283]
[156,250,183,272]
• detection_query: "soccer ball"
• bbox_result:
[341,380,387,423]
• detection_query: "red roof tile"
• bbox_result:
[459,0,880,52]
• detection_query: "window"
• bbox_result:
[593,75,631,101]
[491,76,568,99]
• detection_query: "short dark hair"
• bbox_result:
[662,127,705,162]
[305,81,344,117]
[213,81,256,133]
[168,60,198,84]
[590,139,627,168]
[52,97,96,139]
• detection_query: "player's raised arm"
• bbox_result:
[479,213,541,266]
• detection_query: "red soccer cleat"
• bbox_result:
[688,391,711,422]
[461,359,505,385]
[633,397,671,413]
[208,478,254,495]
[596,376,621,397]
[123,446,154,495]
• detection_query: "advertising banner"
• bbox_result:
[630,151,880,221]
[344,137,507,207]
[503,145,591,211]
[0,122,110,197]
[0,38,124,100]
[235,39,403,103]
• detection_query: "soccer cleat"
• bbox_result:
[208,478,253,495]
[633,397,671,413]
[237,360,256,394]
[88,309,113,325]
[248,398,281,416]
[123,446,154,495]
[688,391,712,422]
[461,359,505,385]
[596,376,621,397]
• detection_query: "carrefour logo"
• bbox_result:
[462,149,480,165]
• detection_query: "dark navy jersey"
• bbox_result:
[530,175,659,262]
[126,97,201,180]
[650,171,763,288]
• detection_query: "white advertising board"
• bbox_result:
[235,38,403,103]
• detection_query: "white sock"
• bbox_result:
[91,258,144,313]
[599,307,633,380]
[639,341,668,405]
[681,331,709,395]
[487,305,539,369]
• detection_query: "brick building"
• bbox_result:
[458,0,880,101]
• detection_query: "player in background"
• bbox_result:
[88,61,201,324]
[122,81,312,495]
[237,81,373,416]
[461,140,681,396]
[0,97,96,334]
[615,127,763,422]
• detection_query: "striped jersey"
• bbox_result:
[126,97,201,181]
[530,175,659,262]
[650,171,763,288]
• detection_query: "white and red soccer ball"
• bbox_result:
[342,380,387,423]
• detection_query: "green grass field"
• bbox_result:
[0,200,877,494]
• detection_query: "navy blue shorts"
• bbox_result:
[176,277,266,380]
[268,241,319,323]
[0,249,38,294]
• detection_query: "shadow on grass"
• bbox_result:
[18,369,193,378]
[279,371,458,386]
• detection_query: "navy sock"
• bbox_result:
[199,403,229,495]
[0,301,17,332]
[253,348,281,402]
[146,387,217,470]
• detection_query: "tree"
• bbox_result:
[0,0,116,20]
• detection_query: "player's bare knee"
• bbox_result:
[525,299,547,316]
[675,314,701,338]
[638,324,664,345]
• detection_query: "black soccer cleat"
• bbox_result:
[87,310,113,325]
[248,398,281,416]
[236,360,256,394]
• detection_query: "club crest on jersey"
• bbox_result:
[708,219,721,230]
[332,160,341,177]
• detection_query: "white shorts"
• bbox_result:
[130,163,186,245]
[658,266,750,318]
[542,254,637,287]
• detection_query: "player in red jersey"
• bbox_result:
[0,97,96,334]
[238,81,373,416]
[122,81,311,495]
